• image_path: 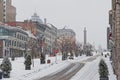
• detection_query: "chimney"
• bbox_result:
[44,18,47,24]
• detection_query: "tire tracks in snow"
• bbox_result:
[37,63,85,80]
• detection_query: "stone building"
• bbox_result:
[109,0,120,79]
[45,23,57,55]
[0,24,28,58]
[6,13,58,56]
[0,0,16,22]
[57,28,76,39]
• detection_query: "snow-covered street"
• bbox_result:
[37,63,84,80]
[0,52,117,80]
[0,0,116,79]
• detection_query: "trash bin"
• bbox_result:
[0,71,2,79]
[47,59,51,64]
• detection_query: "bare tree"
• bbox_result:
[51,39,59,56]
[74,42,82,57]
[83,43,94,56]
[57,37,76,60]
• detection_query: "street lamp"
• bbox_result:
[31,40,35,67]
[37,34,45,64]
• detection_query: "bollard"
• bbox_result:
[47,59,51,64]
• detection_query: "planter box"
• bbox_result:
[25,66,31,70]
[0,72,2,79]
[47,59,51,64]
[41,59,46,64]
[11,58,15,61]
[3,72,10,78]
[100,77,109,80]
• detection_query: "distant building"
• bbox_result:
[31,13,43,24]
[57,28,76,39]
[0,0,16,23]
[46,23,57,54]
[57,28,76,44]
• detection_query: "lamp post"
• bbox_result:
[37,38,41,64]
[32,41,35,67]
[38,34,45,64]
[41,36,46,64]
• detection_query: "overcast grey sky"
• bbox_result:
[12,0,111,49]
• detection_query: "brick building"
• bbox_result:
[6,0,16,22]
[0,0,16,22]
[109,0,120,79]
[0,40,3,57]
[0,0,4,22]
[7,21,37,36]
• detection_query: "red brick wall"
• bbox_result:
[0,40,3,58]
[6,0,16,22]
[7,22,37,36]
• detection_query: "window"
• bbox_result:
[19,35,21,39]
[14,41,16,46]
[22,36,24,40]
[3,1,5,4]
[19,42,21,47]
[5,40,9,47]
[3,9,5,13]
[5,41,7,47]
[17,42,19,47]
[17,34,19,39]
[3,18,5,23]
[12,41,14,46]
[9,40,11,46]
